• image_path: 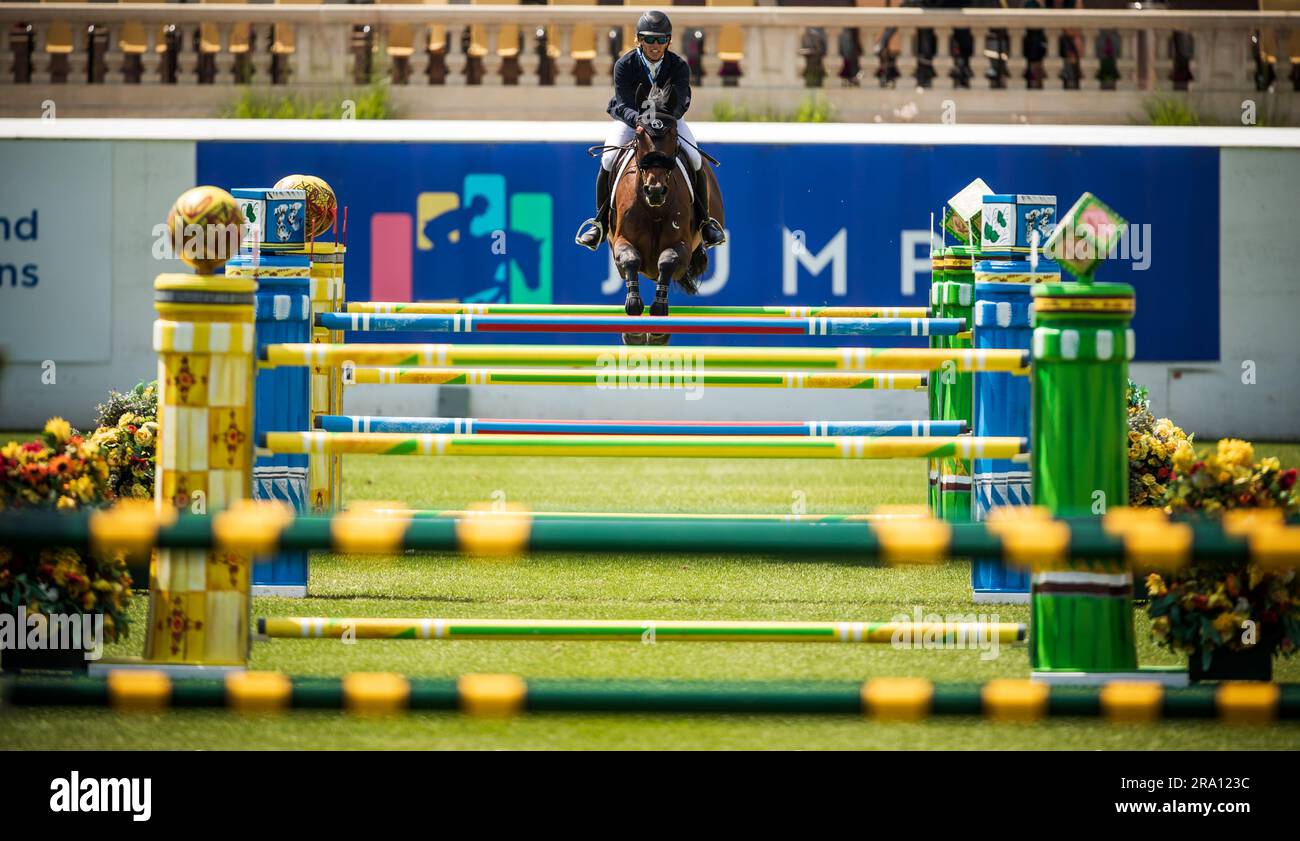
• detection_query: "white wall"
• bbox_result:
[0,141,195,430]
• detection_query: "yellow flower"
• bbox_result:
[68,475,96,503]
[1216,438,1254,468]
[1145,574,1167,597]
[1260,456,1280,473]
[1212,612,1241,641]
[56,495,77,511]
[1141,473,1157,486]
[44,417,72,444]
[1,441,20,460]
[133,426,154,446]
[117,413,135,429]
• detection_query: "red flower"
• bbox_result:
[21,441,44,453]
[1190,461,1204,474]
[1157,467,1171,480]
[1281,469,1298,490]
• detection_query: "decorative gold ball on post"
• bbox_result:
[273,174,338,239]
[166,186,245,274]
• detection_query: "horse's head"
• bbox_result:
[635,119,679,209]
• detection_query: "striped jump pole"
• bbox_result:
[262,343,1030,373]
[258,617,1027,644]
[316,415,968,437]
[350,367,927,390]
[262,432,1030,461]
[318,312,965,337]
[5,673,1295,722]
[3,505,1293,566]
[387,509,927,522]
[349,301,932,319]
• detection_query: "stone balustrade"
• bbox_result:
[2,4,1297,123]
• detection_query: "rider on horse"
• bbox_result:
[575,10,726,251]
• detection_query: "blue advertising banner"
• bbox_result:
[198,140,1218,361]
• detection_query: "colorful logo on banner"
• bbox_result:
[370,173,553,304]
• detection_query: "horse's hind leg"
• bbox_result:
[614,241,645,344]
[648,246,686,346]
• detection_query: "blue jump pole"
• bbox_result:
[315,415,970,437]
[315,312,966,338]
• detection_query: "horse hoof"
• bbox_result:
[649,301,669,317]
[625,298,644,317]
[621,332,647,345]
[646,333,671,346]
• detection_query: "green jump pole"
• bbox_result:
[4,673,1296,721]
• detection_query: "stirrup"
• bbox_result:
[700,217,726,248]
[575,218,604,251]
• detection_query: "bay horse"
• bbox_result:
[606,114,725,345]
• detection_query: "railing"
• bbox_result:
[3,5,1298,122]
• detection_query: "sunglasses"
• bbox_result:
[639,34,670,45]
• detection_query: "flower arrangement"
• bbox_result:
[1165,438,1298,516]
[1125,380,1194,507]
[1146,438,1300,674]
[0,419,134,644]
[90,381,158,501]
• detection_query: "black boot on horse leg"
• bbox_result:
[692,167,726,248]
[616,244,646,344]
[575,167,612,251]
[647,247,683,345]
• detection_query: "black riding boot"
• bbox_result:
[691,167,725,249]
[575,167,611,251]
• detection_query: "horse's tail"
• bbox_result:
[679,248,707,294]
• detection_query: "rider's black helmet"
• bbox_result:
[636,10,672,37]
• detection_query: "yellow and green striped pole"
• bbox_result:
[262,343,1029,373]
[5,673,1294,722]
[262,431,1030,461]
[349,367,928,390]
[257,616,1027,643]
[148,274,257,669]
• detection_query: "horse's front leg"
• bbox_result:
[614,240,646,345]
[615,240,643,316]
[647,244,688,345]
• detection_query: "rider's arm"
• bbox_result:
[669,55,692,119]
[606,56,642,128]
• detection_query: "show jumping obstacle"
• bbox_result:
[317,312,965,337]
[315,416,969,437]
[24,177,1248,694]
[257,617,1027,644]
[4,673,1294,722]
[349,302,931,318]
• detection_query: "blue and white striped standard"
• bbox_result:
[315,312,966,338]
[244,254,313,598]
[971,277,1034,603]
[315,415,970,437]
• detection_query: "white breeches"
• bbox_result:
[601,119,702,171]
